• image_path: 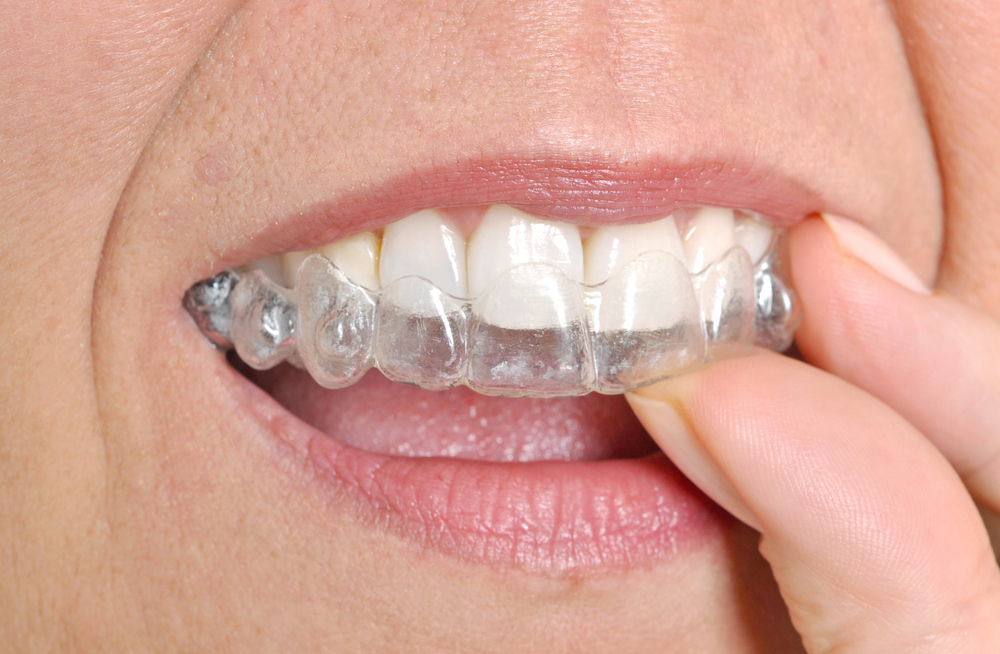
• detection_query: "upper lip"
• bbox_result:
[193,155,822,289]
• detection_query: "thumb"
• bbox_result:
[791,214,1000,515]
[627,353,1000,653]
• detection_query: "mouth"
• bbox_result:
[182,168,805,573]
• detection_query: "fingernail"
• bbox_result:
[821,213,932,295]
[626,393,762,531]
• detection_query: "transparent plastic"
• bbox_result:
[184,235,799,397]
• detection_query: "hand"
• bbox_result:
[627,217,1000,652]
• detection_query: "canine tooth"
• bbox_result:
[283,250,317,288]
[584,217,685,285]
[379,210,467,298]
[683,207,737,273]
[734,217,774,264]
[467,204,584,298]
[319,231,381,290]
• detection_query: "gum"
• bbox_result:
[184,236,799,397]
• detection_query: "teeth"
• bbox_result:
[283,250,317,289]
[296,255,376,388]
[241,254,287,287]
[378,210,467,302]
[319,231,381,290]
[734,216,774,264]
[698,248,757,356]
[229,270,298,370]
[682,207,737,273]
[189,204,798,397]
[583,217,686,285]
[589,251,695,332]
[469,263,593,395]
[467,205,584,300]
[284,233,380,291]
[589,252,704,392]
[375,277,468,389]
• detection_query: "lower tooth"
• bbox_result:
[185,230,799,397]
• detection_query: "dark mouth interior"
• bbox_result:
[232,352,659,462]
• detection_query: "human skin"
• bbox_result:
[2,0,1000,652]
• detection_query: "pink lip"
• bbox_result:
[217,156,820,273]
[220,320,730,574]
[309,437,726,572]
[234,359,729,573]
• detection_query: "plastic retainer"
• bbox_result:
[184,237,799,397]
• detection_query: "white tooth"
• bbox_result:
[583,217,685,286]
[378,210,467,297]
[242,254,287,287]
[683,207,737,273]
[319,232,381,290]
[467,204,584,298]
[734,216,774,264]
[282,250,317,288]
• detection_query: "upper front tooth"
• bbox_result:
[683,207,737,273]
[378,210,467,298]
[467,204,584,297]
[319,231,381,290]
[734,216,774,264]
[583,217,686,285]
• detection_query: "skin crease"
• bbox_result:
[1,1,1000,653]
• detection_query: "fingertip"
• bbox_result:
[626,390,762,531]
[819,213,932,295]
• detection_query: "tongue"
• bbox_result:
[243,362,657,461]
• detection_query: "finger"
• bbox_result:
[790,216,1000,515]
[627,353,1000,653]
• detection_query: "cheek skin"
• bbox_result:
[0,0,944,650]
[890,0,1000,311]
[0,1,240,651]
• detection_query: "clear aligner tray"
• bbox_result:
[184,238,798,397]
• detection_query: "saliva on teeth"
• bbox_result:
[184,205,799,397]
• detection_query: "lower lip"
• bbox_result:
[227,353,728,574]
[307,429,726,573]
